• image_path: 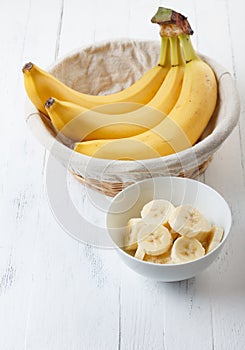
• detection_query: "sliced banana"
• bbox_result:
[169,205,211,238]
[144,249,173,264]
[127,199,224,264]
[195,231,211,251]
[141,199,175,226]
[169,228,181,241]
[163,222,172,231]
[134,246,146,260]
[135,224,172,260]
[206,226,224,254]
[171,236,205,263]
[124,218,145,251]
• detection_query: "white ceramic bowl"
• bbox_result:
[106,176,232,282]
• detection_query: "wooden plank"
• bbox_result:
[58,0,97,56]
[120,270,166,350]
[0,0,63,349]
[226,0,245,181]
[195,0,245,349]
[193,0,233,71]
[22,209,120,350]
[29,0,121,348]
[93,0,131,41]
[127,1,161,40]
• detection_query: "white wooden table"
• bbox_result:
[1,0,245,349]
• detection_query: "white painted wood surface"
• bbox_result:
[0,0,245,349]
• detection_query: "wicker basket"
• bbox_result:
[25,39,240,197]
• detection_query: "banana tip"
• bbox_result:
[22,62,33,73]
[45,97,55,109]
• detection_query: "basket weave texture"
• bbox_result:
[25,40,240,196]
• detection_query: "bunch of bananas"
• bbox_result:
[23,7,217,161]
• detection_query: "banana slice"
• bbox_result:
[124,218,145,251]
[169,228,181,241]
[144,250,173,264]
[134,224,172,260]
[169,205,211,238]
[195,231,211,251]
[171,236,205,264]
[134,246,146,260]
[206,226,224,254]
[141,199,175,226]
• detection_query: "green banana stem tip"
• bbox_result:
[151,7,193,37]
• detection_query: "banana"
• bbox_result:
[194,231,211,251]
[125,196,224,264]
[206,226,224,254]
[168,204,211,238]
[44,37,184,141]
[169,228,181,241]
[22,37,170,115]
[171,236,205,263]
[144,250,172,264]
[74,34,217,160]
[124,218,145,251]
[134,246,146,260]
[135,224,172,260]
[141,199,175,226]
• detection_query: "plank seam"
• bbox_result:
[225,0,245,187]
[118,285,122,350]
[55,0,65,59]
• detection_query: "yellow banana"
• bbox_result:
[74,35,217,160]
[22,37,170,115]
[45,37,184,142]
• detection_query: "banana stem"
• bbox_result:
[158,36,170,67]
[177,38,185,66]
[179,34,199,62]
[169,37,178,66]
[151,7,193,37]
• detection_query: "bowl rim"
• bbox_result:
[106,176,232,267]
